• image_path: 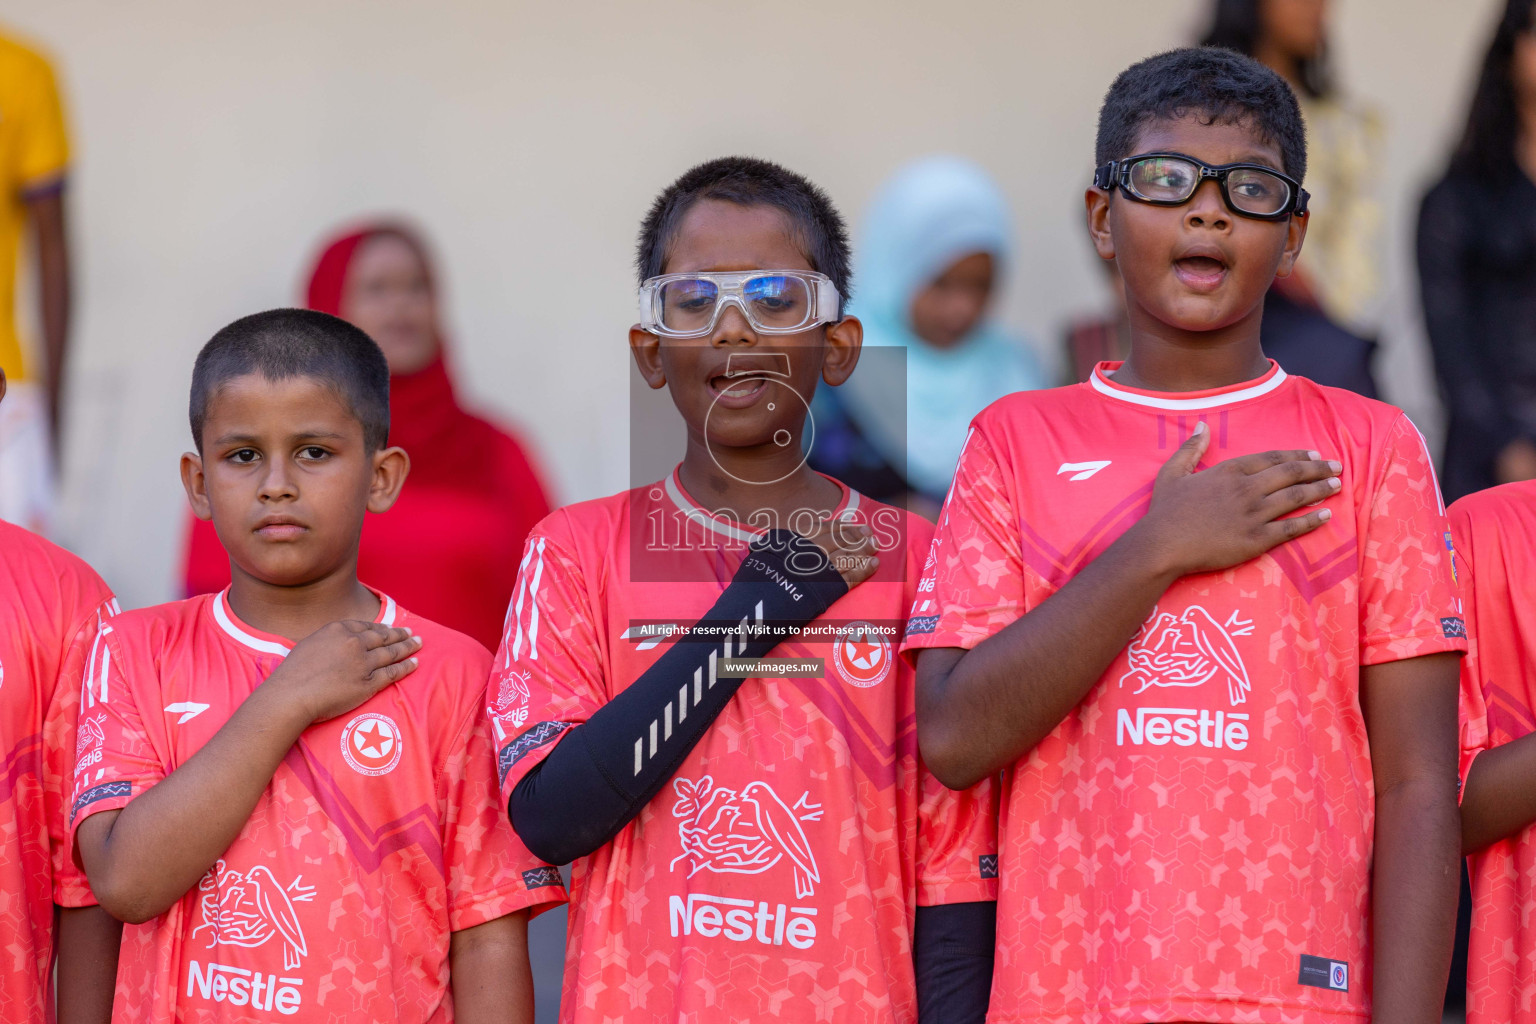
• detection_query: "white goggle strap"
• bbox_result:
[638,280,659,331]
[816,281,842,324]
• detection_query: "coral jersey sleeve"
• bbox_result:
[1358,415,1466,665]
[46,604,113,905]
[67,628,164,849]
[441,682,565,928]
[1450,499,1489,788]
[902,425,1027,653]
[914,770,998,906]
[489,519,608,806]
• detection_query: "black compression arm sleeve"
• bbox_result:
[914,902,997,1024]
[509,530,849,865]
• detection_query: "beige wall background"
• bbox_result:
[5,0,1504,609]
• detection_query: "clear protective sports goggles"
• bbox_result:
[1094,152,1309,221]
[638,270,842,339]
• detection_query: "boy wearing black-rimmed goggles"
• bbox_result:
[1094,152,1310,220]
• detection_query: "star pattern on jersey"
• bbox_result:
[1266,535,1360,604]
[282,749,442,873]
[1018,480,1155,589]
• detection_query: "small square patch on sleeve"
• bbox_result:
[1441,617,1467,639]
[1298,954,1348,992]
[979,855,998,879]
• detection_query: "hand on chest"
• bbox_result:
[1025,411,1356,588]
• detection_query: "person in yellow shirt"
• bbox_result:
[0,26,71,533]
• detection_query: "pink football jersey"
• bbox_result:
[1453,480,1536,1024]
[903,362,1464,1023]
[489,469,998,1023]
[69,588,565,1023]
[0,520,115,1023]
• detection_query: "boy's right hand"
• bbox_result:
[805,519,880,587]
[263,621,422,725]
[1138,421,1342,578]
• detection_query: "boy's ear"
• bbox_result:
[1085,188,1116,261]
[180,452,213,521]
[820,315,863,387]
[1273,210,1309,279]
[366,446,411,514]
[628,326,668,390]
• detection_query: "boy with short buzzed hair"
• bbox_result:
[908,48,1464,1023]
[70,309,564,1023]
[490,156,998,1023]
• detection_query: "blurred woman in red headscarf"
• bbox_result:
[181,222,554,651]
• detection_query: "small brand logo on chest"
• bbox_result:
[1057,460,1112,481]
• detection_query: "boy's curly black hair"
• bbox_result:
[1096,47,1308,183]
[636,156,852,310]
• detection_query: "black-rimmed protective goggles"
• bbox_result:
[1094,152,1310,221]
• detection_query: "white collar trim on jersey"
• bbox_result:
[212,588,398,657]
[1090,362,1289,410]
[663,469,861,544]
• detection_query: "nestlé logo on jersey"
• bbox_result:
[340,712,403,776]
[667,775,822,950]
[1115,604,1255,753]
[491,668,532,731]
[186,859,316,1016]
[75,712,106,777]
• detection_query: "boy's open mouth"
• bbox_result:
[1172,253,1229,291]
[708,373,770,407]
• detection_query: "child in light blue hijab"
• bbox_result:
[810,156,1047,515]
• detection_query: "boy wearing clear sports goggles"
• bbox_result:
[503,157,1000,1024]
[638,269,842,338]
